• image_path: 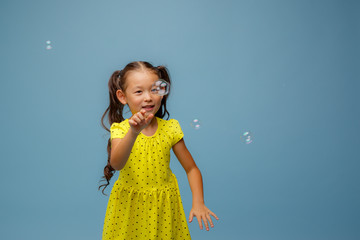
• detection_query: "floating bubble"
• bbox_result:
[45,40,52,50]
[240,131,253,144]
[151,79,170,96]
[190,119,201,130]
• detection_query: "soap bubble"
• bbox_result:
[151,79,170,96]
[190,119,201,130]
[240,131,253,144]
[45,40,52,50]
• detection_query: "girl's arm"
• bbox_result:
[172,138,219,231]
[172,138,204,203]
[110,128,139,170]
[111,110,153,170]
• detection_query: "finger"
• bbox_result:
[132,115,141,123]
[209,211,219,220]
[137,111,145,121]
[189,211,194,223]
[129,119,137,126]
[140,109,147,117]
[202,216,209,231]
[143,111,152,119]
[145,114,154,123]
[206,213,214,228]
[196,216,203,230]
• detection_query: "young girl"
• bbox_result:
[99,61,219,239]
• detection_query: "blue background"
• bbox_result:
[0,0,359,239]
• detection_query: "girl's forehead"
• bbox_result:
[126,71,158,87]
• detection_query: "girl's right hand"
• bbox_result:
[128,109,154,134]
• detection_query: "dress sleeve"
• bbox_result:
[110,122,128,141]
[171,119,184,147]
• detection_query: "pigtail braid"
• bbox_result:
[99,70,124,195]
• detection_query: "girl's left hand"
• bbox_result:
[189,203,219,231]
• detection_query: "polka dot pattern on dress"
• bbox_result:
[102,117,191,240]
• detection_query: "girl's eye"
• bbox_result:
[135,91,142,93]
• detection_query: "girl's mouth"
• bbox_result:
[142,105,154,111]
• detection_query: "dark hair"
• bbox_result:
[98,61,172,195]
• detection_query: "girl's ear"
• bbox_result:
[116,89,127,105]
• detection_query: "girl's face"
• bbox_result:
[117,70,163,116]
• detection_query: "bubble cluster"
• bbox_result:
[240,131,253,144]
[151,79,170,96]
[190,119,201,130]
[46,40,52,50]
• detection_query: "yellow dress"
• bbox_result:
[102,117,192,240]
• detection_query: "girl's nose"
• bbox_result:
[144,91,152,100]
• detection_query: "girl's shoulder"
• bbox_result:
[110,119,130,130]
[158,117,182,132]
[110,119,130,141]
[158,117,180,126]
[158,118,184,146]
